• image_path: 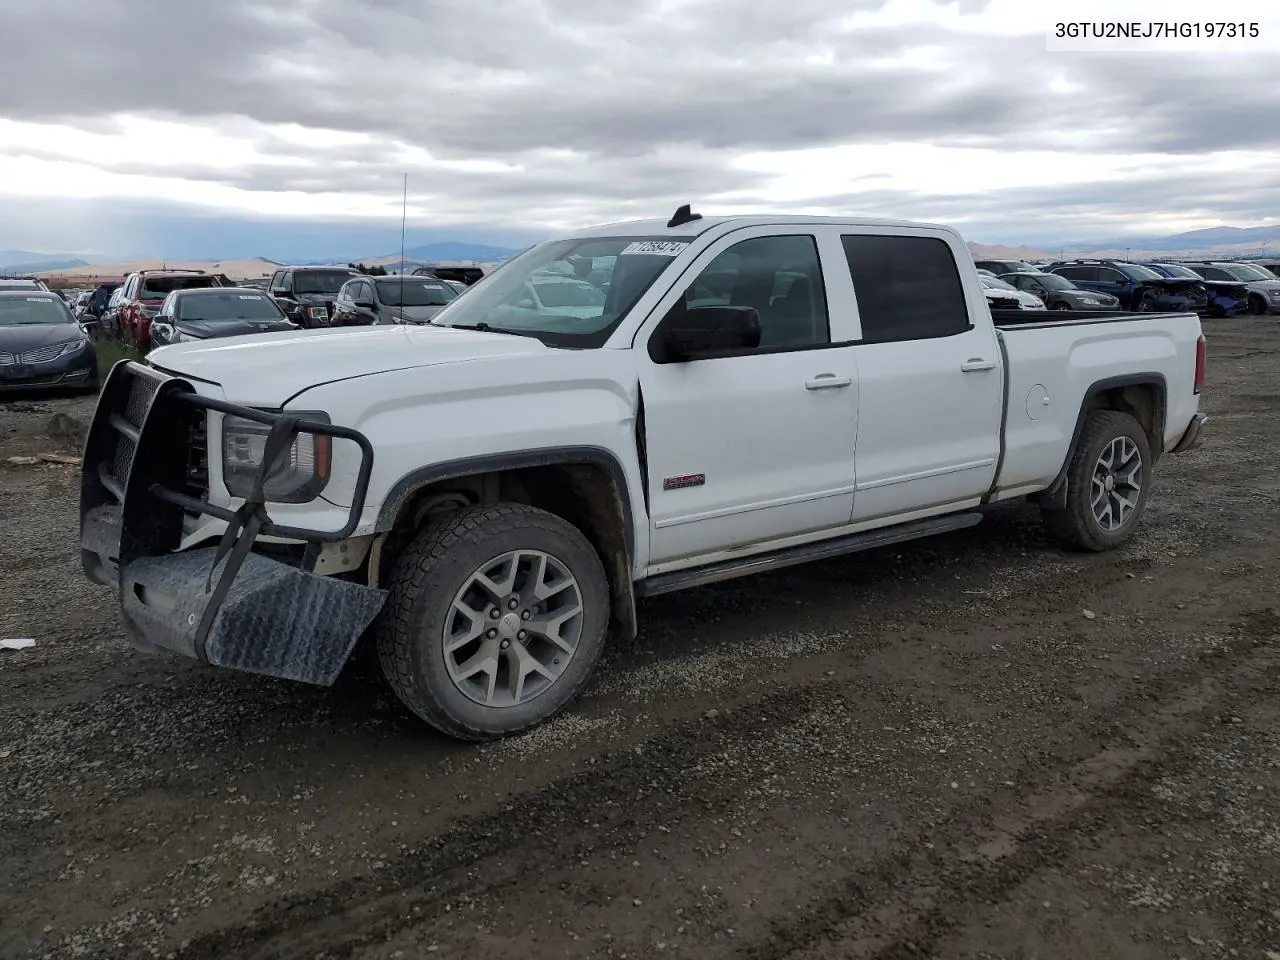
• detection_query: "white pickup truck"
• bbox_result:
[79,208,1207,740]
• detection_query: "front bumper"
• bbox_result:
[0,346,97,391]
[79,360,386,686]
[1171,412,1207,454]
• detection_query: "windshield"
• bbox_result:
[294,271,356,294]
[1152,263,1200,279]
[141,276,219,299]
[176,292,284,322]
[0,297,73,325]
[982,276,1016,291]
[375,278,458,307]
[1222,263,1274,281]
[429,236,689,346]
[1122,264,1162,281]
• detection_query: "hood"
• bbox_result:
[290,292,338,304]
[147,323,551,405]
[176,318,299,339]
[394,304,448,323]
[1246,278,1280,292]
[0,323,84,354]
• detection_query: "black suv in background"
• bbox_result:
[1044,259,1208,314]
[267,265,362,327]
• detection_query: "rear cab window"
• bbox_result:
[840,235,971,343]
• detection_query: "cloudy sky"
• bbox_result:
[1,0,1277,258]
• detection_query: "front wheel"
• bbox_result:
[1050,301,1070,311]
[1041,410,1152,552]
[1248,294,1268,316]
[375,503,611,740]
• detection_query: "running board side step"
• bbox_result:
[635,512,984,598]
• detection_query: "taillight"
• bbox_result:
[1194,334,1205,394]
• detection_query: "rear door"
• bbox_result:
[841,232,1004,523]
[636,227,861,567]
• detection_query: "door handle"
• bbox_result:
[805,374,853,390]
[960,358,997,372]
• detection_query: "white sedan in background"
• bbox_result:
[981,274,1046,310]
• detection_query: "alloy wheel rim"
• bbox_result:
[442,549,584,708]
[1091,436,1143,532]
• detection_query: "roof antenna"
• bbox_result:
[667,203,702,229]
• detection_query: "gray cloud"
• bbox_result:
[1,0,1278,252]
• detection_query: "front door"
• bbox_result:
[636,229,861,567]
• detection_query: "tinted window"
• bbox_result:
[140,276,217,299]
[842,235,968,343]
[1060,266,1098,281]
[1200,266,1233,281]
[377,278,457,307]
[676,234,829,349]
[0,296,74,326]
[1096,268,1125,283]
[292,271,356,295]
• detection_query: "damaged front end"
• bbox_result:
[79,361,386,686]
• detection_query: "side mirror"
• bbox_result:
[353,299,374,310]
[660,305,761,361]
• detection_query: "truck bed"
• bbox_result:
[990,308,1184,328]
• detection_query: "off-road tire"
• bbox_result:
[375,502,611,740]
[1041,409,1152,552]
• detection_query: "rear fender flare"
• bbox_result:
[1039,373,1167,511]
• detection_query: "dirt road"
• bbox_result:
[2,318,1278,960]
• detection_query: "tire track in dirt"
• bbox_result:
[746,609,1280,960]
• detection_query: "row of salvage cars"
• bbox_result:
[81,265,479,352]
[973,257,1280,318]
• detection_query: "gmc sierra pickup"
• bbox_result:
[78,208,1208,740]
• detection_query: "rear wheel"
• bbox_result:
[1041,410,1152,552]
[375,503,611,740]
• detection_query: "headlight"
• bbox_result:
[305,305,329,322]
[1079,297,1101,305]
[57,337,88,357]
[1268,290,1280,299]
[222,412,332,503]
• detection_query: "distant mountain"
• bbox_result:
[399,241,518,262]
[0,250,92,274]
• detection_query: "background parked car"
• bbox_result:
[516,274,608,318]
[117,269,232,350]
[148,287,298,349]
[973,258,1039,275]
[1175,261,1280,315]
[1000,271,1120,311]
[0,277,50,292]
[1143,262,1248,317]
[1255,260,1280,279]
[0,290,98,393]
[267,266,362,327]
[411,264,485,285]
[332,275,460,326]
[980,275,1045,309]
[1045,260,1207,313]
[100,288,124,339]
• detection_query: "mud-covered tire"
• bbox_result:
[375,502,611,740]
[1041,410,1152,552]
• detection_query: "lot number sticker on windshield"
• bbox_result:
[238,295,262,299]
[620,241,690,257]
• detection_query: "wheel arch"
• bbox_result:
[1037,373,1167,511]
[372,446,638,641]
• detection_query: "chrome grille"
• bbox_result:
[20,342,69,364]
[0,351,12,366]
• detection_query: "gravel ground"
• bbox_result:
[1,317,1278,960]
